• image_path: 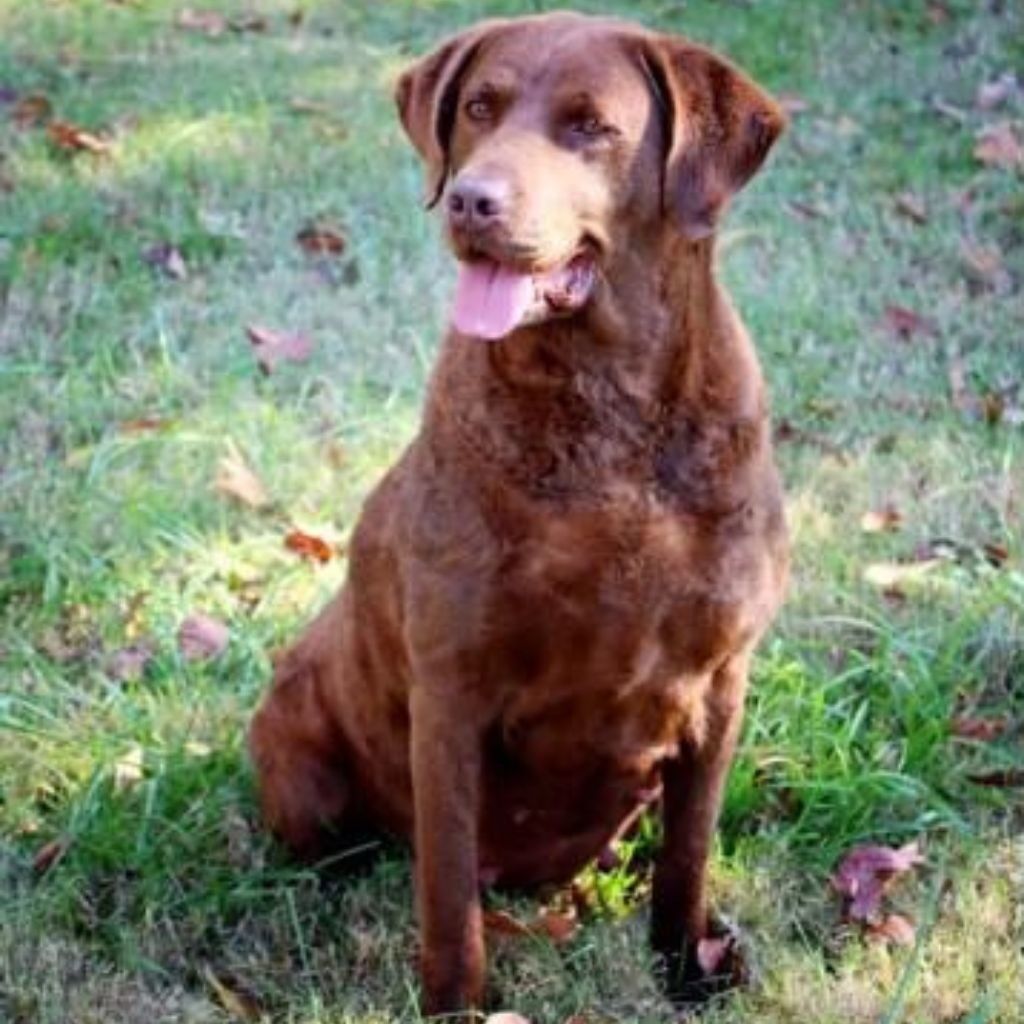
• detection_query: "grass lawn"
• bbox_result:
[1,0,1022,1021]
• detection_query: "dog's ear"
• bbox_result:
[640,35,785,239]
[394,20,507,208]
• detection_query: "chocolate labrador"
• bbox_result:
[250,11,789,1016]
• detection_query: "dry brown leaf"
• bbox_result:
[118,416,174,434]
[484,907,575,945]
[142,242,188,280]
[108,640,155,682]
[947,356,978,416]
[484,909,532,938]
[202,967,262,1022]
[176,8,227,35]
[960,242,1010,292]
[215,445,269,508]
[11,93,51,127]
[296,223,346,256]
[288,97,331,116]
[47,120,110,154]
[951,715,1009,741]
[229,13,267,32]
[882,305,935,341]
[788,199,830,220]
[967,769,1024,787]
[974,122,1024,169]
[113,746,145,791]
[537,908,577,945]
[867,913,916,947]
[982,542,1010,566]
[863,559,941,590]
[777,92,808,116]
[284,529,334,564]
[893,191,928,225]
[832,841,925,922]
[33,836,70,875]
[245,324,313,375]
[860,506,903,534]
[178,613,230,661]
[976,72,1018,111]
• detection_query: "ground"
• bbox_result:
[0,1,1022,1022]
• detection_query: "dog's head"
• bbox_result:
[395,13,784,341]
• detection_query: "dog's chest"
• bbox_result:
[485,500,765,776]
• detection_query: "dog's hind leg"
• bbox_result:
[248,653,354,860]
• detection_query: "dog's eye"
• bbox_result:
[570,115,607,138]
[465,97,494,122]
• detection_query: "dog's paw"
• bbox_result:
[656,916,755,1012]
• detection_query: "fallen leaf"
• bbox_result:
[696,935,733,975]
[284,529,334,564]
[982,391,1006,426]
[960,242,1010,292]
[47,120,110,154]
[925,2,951,25]
[976,72,1018,111]
[202,967,261,1022]
[860,505,903,534]
[967,769,1024,787]
[974,122,1024,170]
[777,92,808,116]
[772,419,848,461]
[107,640,155,682]
[484,1014,532,1024]
[982,542,1010,567]
[484,907,575,945]
[893,191,928,225]
[176,8,227,35]
[788,198,830,220]
[245,324,313,375]
[215,444,269,508]
[867,913,916,946]
[178,613,230,661]
[33,837,70,875]
[288,97,331,116]
[538,908,577,945]
[484,909,532,938]
[296,223,346,256]
[931,97,968,123]
[951,715,1009,741]
[863,559,942,590]
[947,356,977,416]
[142,242,188,280]
[882,305,935,341]
[118,416,173,434]
[11,93,52,127]
[113,745,145,791]
[832,841,925,922]
[229,13,267,32]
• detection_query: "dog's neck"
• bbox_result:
[424,230,771,504]
[439,231,764,420]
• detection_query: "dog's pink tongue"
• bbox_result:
[452,261,533,341]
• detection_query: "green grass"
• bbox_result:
[1,0,1022,1021]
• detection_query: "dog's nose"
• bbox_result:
[447,175,509,228]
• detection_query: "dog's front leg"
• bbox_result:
[651,653,750,1004]
[410,682,485,1016]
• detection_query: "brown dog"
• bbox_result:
[250,11,788,1016]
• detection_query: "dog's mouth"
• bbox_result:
[451,247,597,342]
